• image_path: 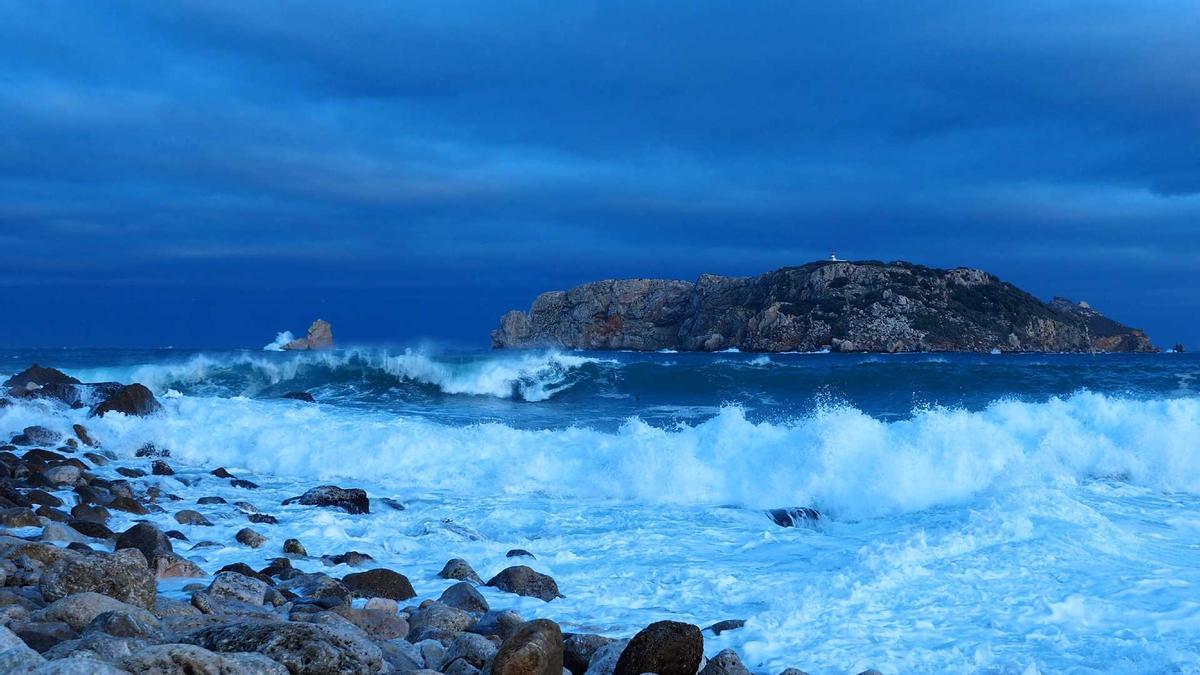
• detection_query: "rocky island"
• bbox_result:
[492,260,1155,353]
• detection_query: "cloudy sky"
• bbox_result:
[2,1,1197,348]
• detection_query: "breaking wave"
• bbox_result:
[19,390,1198,520]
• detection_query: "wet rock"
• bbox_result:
[706,619,746,635]
[115,522,173,569]
[283,391,316,402]
[40,523,91,545]
[278,573,351,607]
[699,649,753,675]
[39,548,157,610]
[71,424,97,448]
[486,566,562,601]
[34,592,160,632]
[36,506,72,523]
[234,501,259,513]
[444,631,498,669]
[108,496,150,515]
[468,610,525,642]
[26,490,64,508]
[0,507,41,528]
[855,670,884,675]
[218,562,274,586]
[174,509,212,526]
[236,527,267,548]
[407,601,475,644]
[767,507,821,528]
[439,558,483,585]
[249,513,279,525]
[208,570,271,605]
[283,538,307,556]
[324,551,372,567]
[283,485,369,514]
[67,519,113,539]
[70,503,109,523]
[122,643,290,675]
[230,479,259,489]
[211,467,234,478]
[564,633,615,675]
[196,496,226,505]
[150,460,174,476]
[82,452,108,466]
[186,619,384,674]
[506,548,535,559]
[42,465,81,486]
[342,568,416,601]
[90,383,162,418]
[116,467,147,478]
[381,497,406,511]
[438,582,489,615]
[155,553,205,579]
[491,619,564,675]
[613,620,702,675]
[4,365,80,389]
[21,426,63,446]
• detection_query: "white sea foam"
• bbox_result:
[263,331,295,351]
[40,391,1200,519]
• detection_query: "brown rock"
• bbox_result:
[491,619,563,675]
[283,319,335,351]
[613,621,702,675]
[486,566,561,601]
[90,384,162,418]
[341,568,415,601]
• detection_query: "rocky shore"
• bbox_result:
[492,260,1155,353]
[0,365,860,675]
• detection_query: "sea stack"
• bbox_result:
[283,319,334,351]
[492,260,1156,353]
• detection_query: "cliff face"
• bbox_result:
[492,261,1156,353]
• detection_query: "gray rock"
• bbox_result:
[407,602,475,644]
[39,548,157,610]
[467,610,524,642]
[706,619,747,635]
[699,649,753,675]
[563,633,615,674]
[236,528,267,548]
[582,641,627,675]
[444,657,481,675]
[0,507,42,528]
[85,610,163,640]
[174,510,212,527]
[121,643,290,674]
[328,606,409,640]
[443,631,497,669]
[491,619,563,675]
[378,638,424,673]
[208,571,271,606]
[186,620,384,674]
[32,654,130,673]
[486,566,561,601]
[42,465,81,486]
[414,639,445,671]
[21,425,64,446]
[493,262,1157,353]
[34,593,160,632]
[278,573,351,607]
[438,558,483,585]
[438,582,489,615]
[40,523,90,545]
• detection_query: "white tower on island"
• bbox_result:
[829,252,842,262]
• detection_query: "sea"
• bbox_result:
[3,346,1200,674]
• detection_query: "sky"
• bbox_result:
[1,1,1197,349]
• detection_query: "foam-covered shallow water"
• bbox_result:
[3,348,1200,673]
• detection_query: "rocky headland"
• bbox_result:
[282,320,335,351]
[0,364,838,675]
[492,260,1155,353]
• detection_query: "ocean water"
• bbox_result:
[3,347,1200,674]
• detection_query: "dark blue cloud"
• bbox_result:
[1,1,1197,348]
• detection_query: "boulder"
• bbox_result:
[342,568,416,601]
[583,640,627,675]
[468,610,525,642]
[443,631,498,669]
[34,592,159,632]
[283,538,307,556]
[564,633,615,675]
[278,573,351,607]
[42,465,82,486]
[282,485,369,514]
[151,460,174,476]
[21,426,63,446]
[236,528,267,548]
[72,425,97,448]
[439,558,483,585]
[767,507,821,528]
[39,548,157,610]
[438,582,489,614]
[612,621,702,675]
[283,392,316,403]
[186,620,384,674]
[0,507,41,528]
[706,619,746,635]
[85,610,163,640]
[90,384,162,418]
[115,522,173,569]
[3,365,80,389]
[174,510,212,526]
[407,601,475,644]
[699,649,753,675]
[486,566,562,601]
[329,606,409,640]
[208,571,272,606]
[122,643,290,675]
[491,619,563,675]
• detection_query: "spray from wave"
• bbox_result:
[262,331,295,352]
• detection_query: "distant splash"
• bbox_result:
[263,331,295,352]
[11,390,1196,519]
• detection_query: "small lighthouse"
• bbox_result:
[829,252,842,262]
